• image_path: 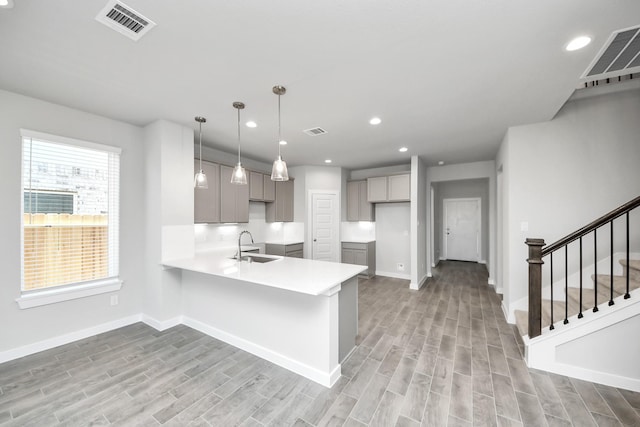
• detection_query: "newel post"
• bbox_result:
[525,238,545,338]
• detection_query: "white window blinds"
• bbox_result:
[21,130,120,292]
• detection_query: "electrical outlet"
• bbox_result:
[397,263,405,272]
[110,295,118,306]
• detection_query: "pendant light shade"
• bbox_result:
[194,116,208,189]
[230,102,248,185]
[271,85,290,181]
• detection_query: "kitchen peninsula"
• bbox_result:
[163,248,365,387]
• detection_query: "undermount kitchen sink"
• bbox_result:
[229,255,280,263]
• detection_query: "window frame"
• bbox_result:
[17,129,122,309]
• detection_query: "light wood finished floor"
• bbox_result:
[2,261,640,426]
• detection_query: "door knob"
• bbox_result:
[313,238,317,242]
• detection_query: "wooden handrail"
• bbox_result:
[541,196,640,256]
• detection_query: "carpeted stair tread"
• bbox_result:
[620,259,640,282]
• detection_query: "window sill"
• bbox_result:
[16,278,123,309]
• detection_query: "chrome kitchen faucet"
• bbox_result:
[236,230,254,260]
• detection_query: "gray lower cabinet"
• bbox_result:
[220,164,249,223]
[194,160,220,223]
[265,242,303,258]
[342,241,376,278]
[266,179,294,222]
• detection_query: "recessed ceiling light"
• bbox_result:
[369,117,382,125]
[279,140,287,145]
[398,147,408,152]
[0,0,14,7]
[324,159,332,164]
[438,161,445,165]
[566,36,591,51]
[245,121,257,128]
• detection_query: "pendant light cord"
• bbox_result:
[237,107,241,163]
[277,93,282,157]
[198,120,203,171]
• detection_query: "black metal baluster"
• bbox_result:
[550,252,554,330]
[594,229,599,313]
[578,237,583,318]
[625,212,630,299]
[609,220,614,306]
[564,245,569,324]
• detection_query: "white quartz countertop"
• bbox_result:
[264,240,304,245]
[162,248,365,296]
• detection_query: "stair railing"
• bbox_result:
[526,195,640,338]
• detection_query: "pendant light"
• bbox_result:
[271,85,289,181]
[194,116,208,189]
[230,102,248,185]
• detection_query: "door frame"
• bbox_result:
[307,190,340,262]
[442,197,481,262]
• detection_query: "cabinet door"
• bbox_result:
[346,181,360,221]
[236,177,249,223]
[281,180,294,221]
[358,181,375,221]
[342,248,355,264]
[219,165,236,223]
[220,165,250,223]
[263,175,275,202]
[367,176,388,202]
[353,249,367,266]
[388,174,410,201]
[249,171,264,201]
[266,179,294,222]
[194,160,220,223]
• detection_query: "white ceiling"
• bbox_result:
[1,1,639,170]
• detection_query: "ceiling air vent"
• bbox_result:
[303,127,328,136]
[95,0,156,41]
[582,25,640,80]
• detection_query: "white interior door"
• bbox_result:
[444,198,480,262]
[310,192,339,262]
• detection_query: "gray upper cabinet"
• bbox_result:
[220,164,249,223]
[388,174,410,201]
[263,175,275,202]
[194,160,220,224]
[367,173,410,203]
[367,176,388,202]
[249,170,276,202]
[347,180,375,221]
[249,171,264,201]
[266,179,294,222]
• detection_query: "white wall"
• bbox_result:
[0,89,146,352]
[375,203,411,278]
[426,160,496,284]
[143,120,196,325]
[499,88,640,319]
[411,155,428,289]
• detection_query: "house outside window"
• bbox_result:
[19,130,121,308]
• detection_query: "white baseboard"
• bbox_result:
[488,277,495,286]
[479,259,487,265]
[502,301,514,324]
[410,274,428,291]
[0,314,142,364]
[182,316,339,388]
[141,314,182,331]
[376,271,411,280]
